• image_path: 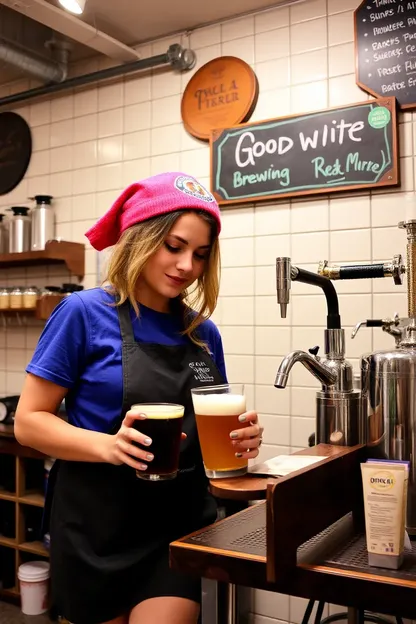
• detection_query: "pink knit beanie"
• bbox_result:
[85,172,221,251]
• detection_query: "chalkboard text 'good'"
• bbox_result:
[355,0,416,109]
[210,97,398,206]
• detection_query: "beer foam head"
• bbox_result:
[131,404,184,419]
[192,393,246,416]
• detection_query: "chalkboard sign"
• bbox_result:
[0,112,32,196]
[355,0,416,109]
[210,97,398,206]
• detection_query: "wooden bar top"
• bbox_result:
[208,444,341,501]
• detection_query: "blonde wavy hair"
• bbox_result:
[105,210,221,349]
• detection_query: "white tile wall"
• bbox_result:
[0,0,413,620]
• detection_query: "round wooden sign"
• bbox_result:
[0,112,32,196]
[181,56,259,141]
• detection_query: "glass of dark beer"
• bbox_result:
[131,403,184,481]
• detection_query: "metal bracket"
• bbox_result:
[167,44,196,71]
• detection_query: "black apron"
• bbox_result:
[46,302,224,624]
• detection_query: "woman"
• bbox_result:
[15,172,263,624]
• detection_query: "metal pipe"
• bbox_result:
[0,38,67,83]
[296,267,341,330]
[0,44,195,108]
[319,256,404,286]
[399,220,416,319]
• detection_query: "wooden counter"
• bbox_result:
[0,423,15,438]
[171,503,416,618]
[171,444,416,619]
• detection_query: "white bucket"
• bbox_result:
[18,561,50,616]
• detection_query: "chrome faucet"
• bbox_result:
[274,349,337,389]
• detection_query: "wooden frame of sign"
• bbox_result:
[210,96,399,207]
[354,0,416,110]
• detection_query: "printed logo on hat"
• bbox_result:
[175,176,215,203]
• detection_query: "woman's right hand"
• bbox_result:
[104,411,154,472]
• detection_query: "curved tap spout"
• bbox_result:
[274,350,337,389]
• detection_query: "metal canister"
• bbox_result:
[0,215,9,254]
[31,195,54,251]
[8,207,31,253]
[361,340,416,534]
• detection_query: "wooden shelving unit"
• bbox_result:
[0,241,84,608]
[0,434,49,601]
[0,240,85,323]
[0,240,85,281]
[0,296,65,321]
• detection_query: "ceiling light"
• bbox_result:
[58,0,86,15]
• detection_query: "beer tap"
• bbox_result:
[274,257,363,446]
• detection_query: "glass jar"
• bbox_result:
[22,286,38,310]
[9,287,23,309]
[0,287,9,310]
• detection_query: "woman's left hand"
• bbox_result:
[230,411,263,459]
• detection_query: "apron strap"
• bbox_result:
[117,300,135,343]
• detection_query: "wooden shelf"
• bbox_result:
[0,298,64,321]
[0,308,36,314]
[0,240,85,280]
[0,490,17,502]
[19,540,48,557]
[0,587,19,598]
[19,492,45,507]
[0,536,17,548]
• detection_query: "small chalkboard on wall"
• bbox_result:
[355,0,416,109]
[0,112,32,195]
[211,97,398,206]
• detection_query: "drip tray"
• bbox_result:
[319,532,416,581]
[183,504,416,584]
[186,502,266,558]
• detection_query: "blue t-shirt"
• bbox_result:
[26,288,227,433]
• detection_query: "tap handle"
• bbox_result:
[308,345,320,356]
[351,319,384,339]
[276,257,292,319]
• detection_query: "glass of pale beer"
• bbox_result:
[191,383,248,479]
[130,403,184,481]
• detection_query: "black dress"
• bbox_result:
[46,302,224,623]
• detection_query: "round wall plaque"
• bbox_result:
[0,112,32,196]
[181,56,259,141]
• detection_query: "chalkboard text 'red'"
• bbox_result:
[235,120,365,167]
[312,152,382,179]
[194,81,239,110]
